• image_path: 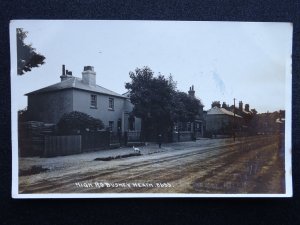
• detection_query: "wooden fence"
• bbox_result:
[19,123,144,157]
[19,121,55,157]
[82,131,110,152]
[44,135,81,157]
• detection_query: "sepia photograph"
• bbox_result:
[10,20,292,198]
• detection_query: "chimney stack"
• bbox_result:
[239,101,243,111]
[188,85,195,97]
[222,102,227,109]
[60,65,73,81]
[62,64,65,75]
[82,66,96,86]
[245,104,250,112]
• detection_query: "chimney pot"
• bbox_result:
[62,65,65,75]
[60,66,73,81]
[84,66,94,71]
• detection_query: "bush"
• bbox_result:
[57,111,104,134]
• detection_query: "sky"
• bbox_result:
[10,20,293,112]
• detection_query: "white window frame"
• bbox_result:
[108,97,114,110]
[90,94,97,108]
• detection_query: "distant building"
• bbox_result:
[227,101,253,129]
[205,105,243,136]
[205,100,256,136]
[255,110,285,134]
[26,65,141,132]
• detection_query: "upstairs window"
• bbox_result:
[109,97,114,110]
[91,94,97,108]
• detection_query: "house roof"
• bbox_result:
[242,110,252,115]
[229,106,252,114]
[25,77,127,99]
[207,106,242,118]
[122,91,130,97]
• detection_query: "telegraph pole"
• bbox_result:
[233,98,236,142]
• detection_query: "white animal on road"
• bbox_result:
[132,146,140,153]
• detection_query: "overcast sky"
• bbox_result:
[10,20,292,112]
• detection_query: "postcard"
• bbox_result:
[10,20,293,198]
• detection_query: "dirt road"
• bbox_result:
[19,135,285,194]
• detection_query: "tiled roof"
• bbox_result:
[207,106,242,118]
[26,77,127,99]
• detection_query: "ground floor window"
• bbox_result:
[128,116,135,131]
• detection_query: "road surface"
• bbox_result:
[19,135,285,194]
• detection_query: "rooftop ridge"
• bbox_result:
[207,106,242,118]
[25,76,126,99]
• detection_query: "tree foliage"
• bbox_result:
[126,67,175,120]
[57,111,104,134]
[17,28,46,75]
[171,91,201,123]
[125,67,176,138]
[125,66,202,140]
[211,101,221,108]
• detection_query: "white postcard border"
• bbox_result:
[10,20,293,198]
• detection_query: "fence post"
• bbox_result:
[124,131,128,146]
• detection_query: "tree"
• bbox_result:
[17,28,45,75]
[125,67,176,140]
[211,101,221,108]
[171,91,201,123]
[57,111,104,134]
[125,66,202,141]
